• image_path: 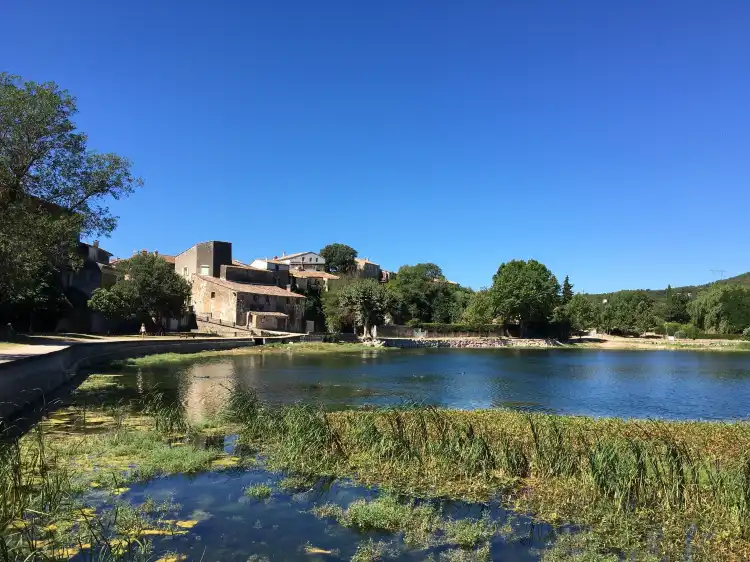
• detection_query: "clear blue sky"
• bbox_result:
[5,1,749,293]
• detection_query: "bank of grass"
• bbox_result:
[118,341,388,366]
[226,389,750,560]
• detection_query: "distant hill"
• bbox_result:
[590,272,750,302]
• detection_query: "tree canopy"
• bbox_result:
[689,284,750,334]
[336,279,392,337]
[561,276,574,305]
[600,291,656,335]
[388,263,469,324]
[320,243,358,275]
[491,260,560,336]
[661,287,691,324]
[89,253,191,328]
[461,289,496,325]
[563,294,598,337]
[0,73,141,327]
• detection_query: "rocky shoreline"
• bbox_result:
[378,337,559,349]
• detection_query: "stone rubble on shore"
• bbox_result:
[378,337,558,349]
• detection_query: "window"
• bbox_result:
[253,295,258,302]
[183,267,188,277]
[301,257,305,262]
[316,257,319,262]
[286,298,290,304]
[265,296,271,304]
[200,265,210,275]
[210,292,215,299]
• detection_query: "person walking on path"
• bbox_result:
[139,323,147,338]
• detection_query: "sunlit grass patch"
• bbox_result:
[244,483,272,500]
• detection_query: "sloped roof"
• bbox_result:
[278,251,320,261]
[290,270,339,280]
[355,258,379,266]
[249,310,289,318]
[197,275,305,298]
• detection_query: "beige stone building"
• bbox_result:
[193,275,304,332]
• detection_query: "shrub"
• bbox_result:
[743,327,750,341]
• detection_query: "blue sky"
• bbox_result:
[4,1,749,292]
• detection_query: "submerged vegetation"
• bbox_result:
[4,368,750,560]
[117,342,389,367]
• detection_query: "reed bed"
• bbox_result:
[226,387,750,560]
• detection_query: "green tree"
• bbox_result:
[89,253,191,328]
[320,243,358,274]
[561,275,574,305]
[563,294,597,338]
[602,291,656,335]
[661,288,690,323]
[461,289,496,326]
[0,73,141,325]
[689,284,750,334]
[490,260,560,337]
[388,263,447,323]
[337,279,392,337]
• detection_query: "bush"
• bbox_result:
[742,327,750,341]
[695,332,744,341]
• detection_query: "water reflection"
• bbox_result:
[103,467,557,561]
[100,348,750,420]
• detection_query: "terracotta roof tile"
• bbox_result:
[196,275,305,298]
[290,270,339,280]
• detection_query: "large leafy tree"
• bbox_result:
[661,286,691,323]
[560,293,597,339]
[89,253,191,328]
[337,279,392,337]
[388,263,451,323]
[320,243,358,274]
[461,289,496,325]
[689,284,750,334]
[491,260,560,337]
[0,73,141,325]
[600,291,656,335]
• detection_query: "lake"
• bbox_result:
[116,348,750,421]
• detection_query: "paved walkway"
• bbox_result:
[0,343,70,364]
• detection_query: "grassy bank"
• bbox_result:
[119,341,388,366]
[225,390,750,561]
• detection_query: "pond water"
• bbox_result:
[83,460,558,561]
[118,348,750,421]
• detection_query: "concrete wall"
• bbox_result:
[175,245,198,280]
[0,338,259,421]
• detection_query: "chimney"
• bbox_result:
[93,240,99,248]
[273,256,278,260]
[282,251,286,257]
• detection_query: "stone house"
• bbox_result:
[175,241,233,280]
[290,269,339,292]
[193,275,305,332]
[176,241,305,333]
[355,258,381,280]
[275,251,325,272]
[57,241,118,333]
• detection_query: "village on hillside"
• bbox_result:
[60,239,393,336]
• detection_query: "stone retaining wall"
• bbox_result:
[380,337,558,349]
[0,338,258,421]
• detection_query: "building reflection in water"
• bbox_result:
[182,361,235,425]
